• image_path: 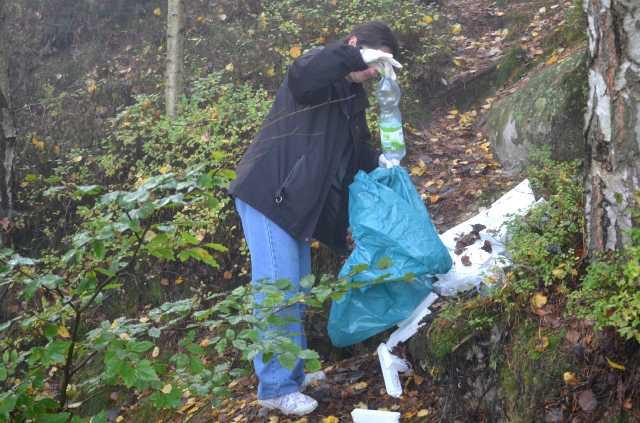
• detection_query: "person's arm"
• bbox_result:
[288,42,368,105]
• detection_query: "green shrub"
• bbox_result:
[506,150,583,293]
[569,199,640,343]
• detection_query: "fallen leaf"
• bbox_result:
[546,54,559,65]
[322,417,339,423]
[160,278,169,286]
[175,276,184,285]
[266,66,276,77]
[429,194,440,204]
[351,381,368,391]
[57,326,71,338]
[563,371,578,385]
[531,292,548,309]
[421,15,434,25]
[225,63,235,72]
[31,137,45,151]
[578,389,597,412]
[268,417,279,423]
[161,384,173,394]
[623,398,633,410]
[223,271,233,280]
[417,409,430,417]
[116,417,124,423]
[199,338,210,348]
[451,23,462,34]
[153,8,162,17]
[607,358,625,371]
[535,336,550,352]
[289,45,302,58]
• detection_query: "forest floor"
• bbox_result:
[175,1,579,422]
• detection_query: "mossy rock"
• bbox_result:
[484,50,587,169]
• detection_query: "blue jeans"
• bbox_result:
[235,198,311,399]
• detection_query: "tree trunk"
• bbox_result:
[584,0,640,255]
[0,1,16,222]
[165,0,184,119]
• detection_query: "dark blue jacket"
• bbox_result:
[229,42,378,251]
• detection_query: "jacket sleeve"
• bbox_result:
[288,42,369,105]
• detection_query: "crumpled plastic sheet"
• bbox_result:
[376,179,540,398]
[434,178,539,296]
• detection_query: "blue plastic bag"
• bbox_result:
[328,166,452,347]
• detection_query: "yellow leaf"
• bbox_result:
[546,54,559,65]
[153,8,162,17]
[352,381,368,390]
[175,276,184,285]
[152,346,160,358]
[429,194,440,204]
[531,292,548,309]
[57,326,71,338]
[86,79,97,94]
[289,45,302,58]
[563,371,578,385]
[268,417,279,423]
[420,15,433,25]
[451,23,463,34]
[453,58,463,67]
[607,358,625,371]
[158,164,171,174]
[322,417,339,423]
[225,63,234,72]
[161,384,173,394]
[31,137,45,151]
[552,266,566,279]
[417,409,430,417]
[196,16,205,24]
[310,240,320,249]
[199,338,210,348]
[116,417,124,423]
[535,336,550,352]
[71,155,83,163]
[265,66,276,77]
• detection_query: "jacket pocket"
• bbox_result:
[274,155,306,206]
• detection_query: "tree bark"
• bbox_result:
[0,0,16,220]
[584,0,640,254]
[165,0,184,119]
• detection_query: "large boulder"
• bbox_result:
[483,51,587,169]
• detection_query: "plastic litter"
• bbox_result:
[328,166,452,347]
[377,343,410,398]
[376,76,405,161]
[434,179,538,296]
[373,179,540,398]
[351,408,401,423]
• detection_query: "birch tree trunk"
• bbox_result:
[165,0,184,119]
[0,0,16,221]
[584,0,640,255]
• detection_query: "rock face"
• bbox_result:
[484,51,587,169]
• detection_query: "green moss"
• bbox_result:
[496,47,528,87]
[500,322,573,422]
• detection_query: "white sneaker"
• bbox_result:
[257,392,318,416]
[302,370,327,389]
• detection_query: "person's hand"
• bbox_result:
[379,153,400,168]
[346,66,379,83]
[361,48,403,80]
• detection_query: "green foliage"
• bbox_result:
[99,72,271,181]
[506,150,583,293]
[569,199,640,343]
[0,162,372,421]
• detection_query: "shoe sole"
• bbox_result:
[257,401,318,416]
